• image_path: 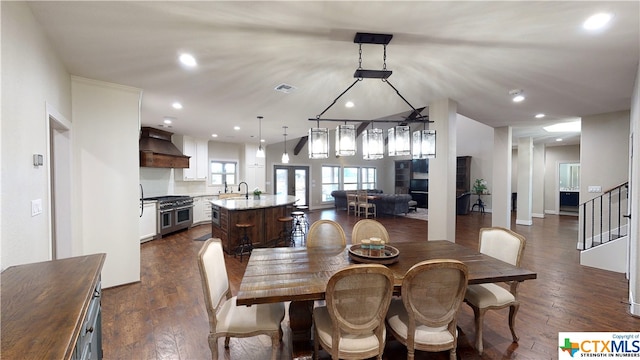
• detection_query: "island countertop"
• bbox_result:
[210,194,296,210]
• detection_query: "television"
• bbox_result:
[412,159,429,174]
[410,179,428,192]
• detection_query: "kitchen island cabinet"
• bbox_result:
[1,254,106,360]
[211,195,296,254]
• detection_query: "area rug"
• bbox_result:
[193,233,212,241]
[403,208,428,221]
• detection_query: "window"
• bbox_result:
[321,166,340,202]
[343,167,359,190]
[361,167,377,189]
[210,161,236,187]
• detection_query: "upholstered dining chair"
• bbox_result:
[313,264,395,360]
[386,259,469,360]
[198,238,285,360]
[464,227,526,355]
[357,191,377,218]
[347,192,359,216]
[306,220,347,248]
[351,219,390,245]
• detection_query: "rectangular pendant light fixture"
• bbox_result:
[335,124,356,157]
[308,127,329,159]
[412,129,436,159]
[388,125,411,156]
[362,128,384,160]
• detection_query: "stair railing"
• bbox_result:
[580,182,629,250]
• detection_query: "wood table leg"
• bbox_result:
[289,300,314,360]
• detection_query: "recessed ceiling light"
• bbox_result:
[172,102,183,110]
[544,121,581,133]
[234,126,240,131]
[583,13,613,30]
[163,118,172,124]
[211,134,218,138]
[556,138,563,142]
[535,113,545,118]
[179,53,197,67]
[509,89,525,103]
[345,101,355,108]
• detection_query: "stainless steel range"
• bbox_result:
[144,196,194,237]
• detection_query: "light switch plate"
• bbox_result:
[588,186,602,193]
[31,199,42,216]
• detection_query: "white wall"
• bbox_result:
[629,59,640,317]
[456,115,494,209]
[1,2,72,269]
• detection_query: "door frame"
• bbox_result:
[273,165,310,206]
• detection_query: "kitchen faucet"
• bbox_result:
[238,182,249,200]
[224,181,228,193]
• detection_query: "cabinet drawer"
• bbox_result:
[76,280,102,360]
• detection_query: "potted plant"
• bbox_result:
[473,178,488,195]
[253,188,262,200]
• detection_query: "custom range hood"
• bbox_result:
[139,127,190,168]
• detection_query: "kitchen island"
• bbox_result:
[210,195,297,254]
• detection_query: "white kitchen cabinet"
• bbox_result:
[139,201,157,242]
[193,196,205,224]
[174,135,208,181]
[202,196,214,222]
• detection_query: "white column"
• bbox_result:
[516,137,533,225]
[427,98,457,242]
[532,143,546,218]
[492,127,512,228]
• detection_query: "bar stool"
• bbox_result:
[276,216,294,247]
[296,205,310,228]
[291,211,306,246]
[235,223,254,262]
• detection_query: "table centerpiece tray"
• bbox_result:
[348,244,400,264]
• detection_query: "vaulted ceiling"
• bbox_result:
[27,1,640,147]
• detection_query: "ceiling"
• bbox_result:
[27,1,639,148]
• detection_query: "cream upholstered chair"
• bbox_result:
[306,220,347,248]
[351,219,390,245]
[313,264,395,360]
[464,227,526,355]
[386,259,468,360]
[357,191,376,218]
[198,238,285,360]
[347,192,359,216]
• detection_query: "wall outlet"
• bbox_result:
[588,186,602,193]
[31,199,42,216]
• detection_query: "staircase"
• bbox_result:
[578,182,629,273]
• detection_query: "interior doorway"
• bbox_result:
[274,165,309,206]
[47,103,73,259]
[558,162,580,214]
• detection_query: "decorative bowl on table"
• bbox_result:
[348,243,400,265]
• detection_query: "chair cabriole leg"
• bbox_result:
[509,303,520,342]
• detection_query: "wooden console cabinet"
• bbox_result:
[1,254,106,360]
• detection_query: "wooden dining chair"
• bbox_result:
[346,192,359,216]
[306,220,347,248]
[357,191,377,218]
[313,264,395,360]
[386,259,469,360]
[463,227,526,355]
[351,219,390,245]
[198,238,285,360]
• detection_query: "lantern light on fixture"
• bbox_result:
[308,121,329,159]
[335,124,356,157]
[256,116,265,158]
[388,125,411,156]
[412,129,436,159]
[362,127,384,160]
[281,126,290,164]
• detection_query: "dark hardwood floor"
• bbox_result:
[102,209,638,359]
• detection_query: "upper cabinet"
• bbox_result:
[173,135,209,181]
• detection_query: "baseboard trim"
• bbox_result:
[516,219,534,225]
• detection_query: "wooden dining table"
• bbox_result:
[237,240,537,359]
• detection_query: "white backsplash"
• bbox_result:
[140,167,213,197]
